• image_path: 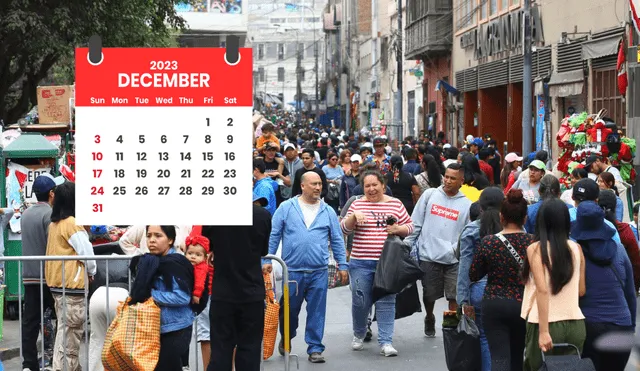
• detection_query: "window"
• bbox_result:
[298,43,304,59]
[270,18,286,24]
[258,44,265,60]
[267,43,277,59]
[306,17,320,23]
[490,0,497,16]
[456,0,476,31]
[510,0,520,5]
[258,67,265,82]
[480,0,487,21]
[500,0,508,11]
[278,67,285,82]
[277,43,285,60]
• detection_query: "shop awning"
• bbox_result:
[547,70,585,97]
[582,35,621,60]
[435,80,459,95]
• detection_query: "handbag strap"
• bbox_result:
[496,233,524,268]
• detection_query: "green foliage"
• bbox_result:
[0,0,189,125]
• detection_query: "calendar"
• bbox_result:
[74,47,253,226]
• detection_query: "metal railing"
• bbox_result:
[1,253,295,371]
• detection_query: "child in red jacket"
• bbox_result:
[185,227,211,304]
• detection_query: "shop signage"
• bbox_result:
[460,7,544,60]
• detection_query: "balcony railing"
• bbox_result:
[405,0,453,60]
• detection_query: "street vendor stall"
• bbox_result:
[555,110,636,222]
[0,133,60,318]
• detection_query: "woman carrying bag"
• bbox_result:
[521,199,587,371]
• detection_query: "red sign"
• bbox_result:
[75,48,253,107]
[430,204,460,221]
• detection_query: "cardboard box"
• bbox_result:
[37,85,74,124]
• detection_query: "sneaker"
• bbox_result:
[351,336,364,351]
[308,352,326,363]
[364,324,373,342]
[182,367,191,371]
[380,343,398,357]
[424,314,436,337]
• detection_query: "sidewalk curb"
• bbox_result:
[0,345,20,361]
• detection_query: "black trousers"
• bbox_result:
[155,326,193,371]
[582,321,633,371]
[482,298,526,371]
[21,284,55,371]
[209,300,264,371]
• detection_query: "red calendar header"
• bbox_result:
[75,48,253,107]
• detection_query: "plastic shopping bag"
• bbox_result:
[263,273,280,360]
[102,297,161,371]
[442,314,481,371]
[372,234,424,303]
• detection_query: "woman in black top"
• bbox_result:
[470,189,533,371]
[461,153,491,190]
[386,155,421,215]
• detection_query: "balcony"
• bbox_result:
[405,0,453,61]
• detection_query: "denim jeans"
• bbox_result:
[279,269,328,355]
[349,259,396,346]
[470,279,491,371]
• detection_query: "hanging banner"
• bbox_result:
[536,96,545,151]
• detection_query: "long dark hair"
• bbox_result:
[460,153,482,187]
[522,198,573,295]
[597,189,618,225]
[479,187,505,237]
[421,154,443,188]
[51,182,75,223]
[425,145,445,175]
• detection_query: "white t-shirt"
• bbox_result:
[298,198,321,228]
[604,166,624,183]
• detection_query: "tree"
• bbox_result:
[0,0,189,125]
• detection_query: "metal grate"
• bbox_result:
[592,54,618,70]
[532,48,552,78]
[557,39,587,73]
[478,59,509,89]
[455,70,466,92]
[509,54,524,82]
[463,68,478,92]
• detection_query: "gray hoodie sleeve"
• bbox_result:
[404,188,435,249]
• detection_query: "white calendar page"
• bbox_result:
[74,47,253,226]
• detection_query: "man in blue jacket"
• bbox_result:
[262,171,348,363]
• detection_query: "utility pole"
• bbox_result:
[297,41,302,126]
[522,0,532,155]
[395,0,403,142]
[336,19,342,129]
[346,18,352,136]
[315,39,320,121]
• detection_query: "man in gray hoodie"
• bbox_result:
[405,163,471,338]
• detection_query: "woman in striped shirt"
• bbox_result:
[341,169,414,357]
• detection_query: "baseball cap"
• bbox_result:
[505,152,524,163]
[584,154,600,172]
[283,143,296,151]
[573,178,599,202]
[264,141,278,150]
[321,132,329,138]
[252,192,268,207]
[443,143,452,149]
[33,173,65,194]
[350,154,362,163]
[373,137,385,146]
[528,160,546,170]
[471,138,485,147]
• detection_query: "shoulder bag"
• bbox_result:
[496,233,524,268]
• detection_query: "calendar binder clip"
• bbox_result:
[224,36,240,66]
[88,35,104,65]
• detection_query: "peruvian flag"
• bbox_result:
[617,37,628,97]
[631,0,640,35]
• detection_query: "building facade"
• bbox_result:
[249,1,325,116]
[452,0,627,155]
[176,0,248,47]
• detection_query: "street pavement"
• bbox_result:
[2,285,639,370]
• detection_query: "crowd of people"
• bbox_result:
[15,113,640,371]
